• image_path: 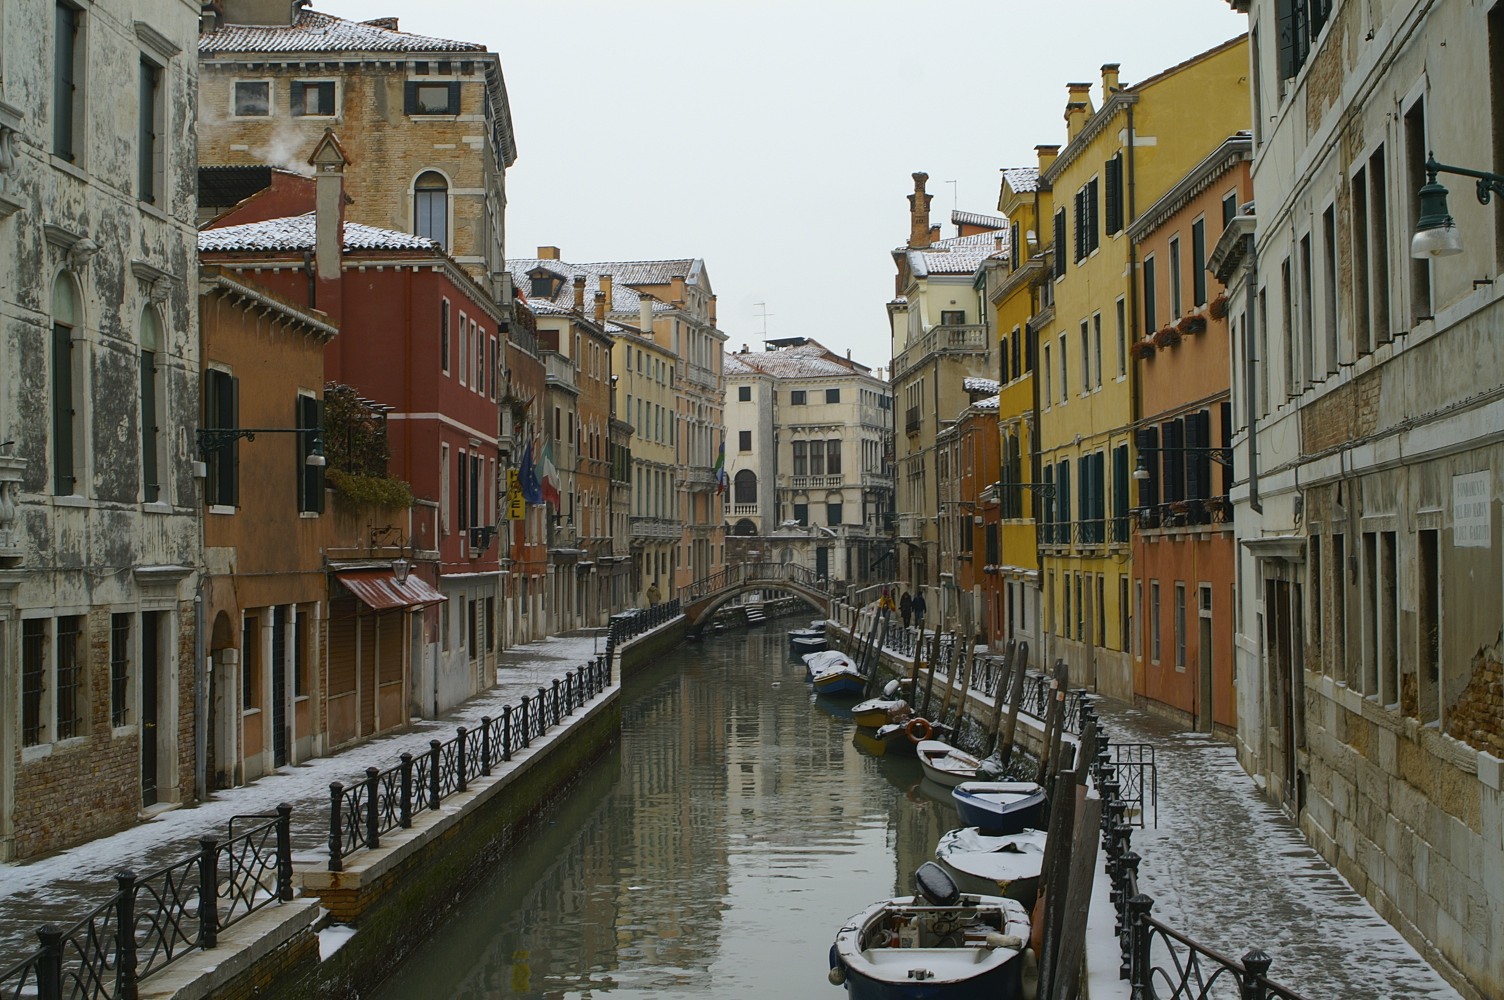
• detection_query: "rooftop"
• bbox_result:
[902,230,1010,278]
[1001,167,1040,194]
[199,9,486,55]
[198,213,438,253]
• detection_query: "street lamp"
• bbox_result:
[196,426,326,466]
[1411,154,1504,259]
[1133,446,1232,481]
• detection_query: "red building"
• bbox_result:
[201,134,503,720]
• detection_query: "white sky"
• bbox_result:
[316,1,1250,370]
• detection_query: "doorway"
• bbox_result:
[140,612,162,806]
[271,607,288,769]
[1197,585,1213,733]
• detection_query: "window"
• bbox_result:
[809,440,825,476]
[1115,297,1127,377]
[733,469,756,504]
[1143,255,1157,332]
[291,80,336,117]
[1133,580,1143,656]
[1321,205,1339,373]
[1298,233,1315,386]
[1074,178,1100,261]
[110,613,132,727]
[792,440,807,477]
[1058,334,1068,403]
[52,275,80,496]
[825,387,840,403]
[297,394,325,514]
[1403,99,1432,323]
[1222,191,1239,228]
[1080,320,1090,393]
[203,368,238,506]
[22,620,46,746]
[940,310,966,325]
[1275,0,1333,82]
[1191,218,1207,307]
[55,615,84,740]
[1168,236,1183,319]
[1104,153,1124,235]
[140,307,163,503]
[738,385,751,402]
[1042,343,1052,406]
[1092,312,1103,389]
[440,300,451,373]
[139,58,162,203]
[738,430,751,452]
[414,171,448,248]
[54,2,82,160]
[827,502,842,526]
[826,439,841,475]
[406,80,460,115]
[21,617,87,745]
[1174,584,1187,670]
[1053,209,1067,279]
[790,389,806,405]
[1150,581,1162,662]
[792,502,808,525]
[233,80,270,117]
[440,444,450,535]
[242,615,259,709]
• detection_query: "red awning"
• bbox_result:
[335,569,447,611]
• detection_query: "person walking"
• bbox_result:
[877,586,897,619]
[646,580,662,607]
[899,590,913,629]
[911,589,927,629]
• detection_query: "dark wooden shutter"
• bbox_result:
[1087,178,1100,254]
[1105,155,1123,235]
[1053,210,1066,278]
[298,395,325,513]
[52,323,74,494]
[1162,419,1185,503]
[141,351,158,502]
[403,80,419,114]
[1113,444,1130,540]
[290,80,306,116]
[1136,428,1160,513]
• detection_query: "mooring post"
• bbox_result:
[35,925,63,1000]
[199,836,220,946]
[276,803,294,900]
[327,783,344,872]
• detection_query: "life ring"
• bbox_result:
[905,717,933,743]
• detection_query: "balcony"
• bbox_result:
[544,353,578,390]
[861,472,894,491]
[896,513,928,539]
[727,503,759,517]
[789,474,843,490]
[630,516,682,540]
[678,467,717,491]
[905,406,922,436]
[892,323,988,380]
[0,454,24,566]
[685,363,718,391]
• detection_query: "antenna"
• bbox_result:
[754,301,774,338]
[946,179,958,216]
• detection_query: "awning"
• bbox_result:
[335,569,447,611]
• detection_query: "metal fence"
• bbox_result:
[603,599,682,664]
[0,808,293,1000]
[327,655,611,872]
[1088,710,1311,999]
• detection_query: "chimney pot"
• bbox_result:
[671,274,686,306]
[908,171,934,249]
[537,246,560,261]
[600,273,613,308]
[572,274,586,312]
[1101,63,1121,94]
[593,291,605,326]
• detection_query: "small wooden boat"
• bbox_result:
[791,632,830,655]
[934,828,1048,908]
[803,649,854,679]
[811,663,867,698]
[915,740,986,788]
[852,680,911,729]
[828,862,1034,999]
[870,717,949,758]
[950,782,1046,836]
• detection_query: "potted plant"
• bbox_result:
[1153,326,1180,348]
[1209,292,1229,320]
[1177,314,1207,335]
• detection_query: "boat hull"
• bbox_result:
[851,697,908,729]
[915,740,985,788]
[935,828,1048,909]
[951,782,1047,835]
[830,893,1031,1000]
[812,669,867,697]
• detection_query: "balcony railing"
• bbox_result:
[727,503,758,516]
[630,516,682,540]
[789,474,843,490]
[1039,517,1132,547]
[861,472,893,490]
[685,363,717,390]
[896,513,927,539]
[905,406,921,435]
[544,353,576,386]
[678,468,717,491]
[1134,496,1232,531]
[893,323,989,379]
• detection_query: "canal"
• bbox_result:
[372,623,963,998]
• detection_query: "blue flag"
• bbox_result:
[520,440,542,505]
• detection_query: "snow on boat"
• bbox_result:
[868,717,949,758]
[828,862,1034,999]
[852,680,911,728]
[803,649,855,678]
[791,632,831,655]
[915,740,986,788]
[935,828,1048,908]
[950,781,1047,836]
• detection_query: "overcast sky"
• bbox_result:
[318,1,1250,371]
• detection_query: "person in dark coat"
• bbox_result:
[912,590,927,628]
[899,590,913,629]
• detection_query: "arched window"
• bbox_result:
[414,171,448,248]
[140,306,163,502]
[733,469,757,504]
[51,275,81,496]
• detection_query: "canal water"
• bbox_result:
[371,623,964,998]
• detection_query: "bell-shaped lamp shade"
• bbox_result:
[1411,176,1463,259]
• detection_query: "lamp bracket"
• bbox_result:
[196,426,320,458]
[1427,156,1504,205]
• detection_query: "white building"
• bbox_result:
[1220,2,1502,995]
[0,0,202,859]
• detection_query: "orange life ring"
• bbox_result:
[905,717,933,743]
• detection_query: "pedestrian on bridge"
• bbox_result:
[912,590,927,628]
[899,590,913,629]
[877,587,896,620]
[646,580,662,607]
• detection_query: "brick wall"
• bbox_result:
[1446,636,1504,757]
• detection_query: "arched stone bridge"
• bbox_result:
[678,562,836,632]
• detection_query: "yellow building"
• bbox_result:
[1034,44,1248,699]
[987,154,1056,657]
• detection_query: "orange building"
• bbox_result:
[938,379,1002,645]
[1127,134,1251,734]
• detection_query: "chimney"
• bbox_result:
[929,224,941,245]
[537,246,560,261]
[200,2,223,33]
[1036,144,1060,176]
[670,274,686,307]
[638,293,654,335]
[1067,81,1095,117]
[1101,63,1121,96]
[1065,83,1093,142]
[908,171,933,249]
[572,274,586,313]
[593,291,606,326]
[600,272,613,309]
[307,129,347,319]
[709,294,717,326]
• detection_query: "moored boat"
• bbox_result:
[803,649,855,679]
[950,782,1046,836]
[852,680,911,728]
[915,740,986,788]
[811,663,867,698]
[791,632,831,655]
[828,862,1034,999]
[868,717,949,758]
[934,828,1048,909]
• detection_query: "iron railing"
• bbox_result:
[0,807,293,1000]
[604,599,682,664]
[677,562,832,604]
[326,656,611,872]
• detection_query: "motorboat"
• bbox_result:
[934,828,1048,909]
[803,649,855,679]
[852,680,911,729]
[950,782,1046,836]
[828,862,1035,999]
[868,717,950,758]
[811,661,867,698]
[915,740,986,788]
[791,631,831,655]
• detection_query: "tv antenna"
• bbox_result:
[754,301,774,337]
[945,179,957,214]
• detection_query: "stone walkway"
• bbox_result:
[1095,700,1466,1000]
[0,630,610,962]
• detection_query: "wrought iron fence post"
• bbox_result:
[552,678,562,725]
[328,783,344,872]
[428,741,442,808]
[1128,894,1154,991]
[199,835,220,947]
[276,803,294,901]
[481,717,493,776]
[538,686,549,730]
[115,871,139,1000]
[503,705,513,762]
[35,925,63,1000]
[399,754,414,828]
[364,767,381,848]
[456,727,468,793]
[1241,949,1273,1000]
[520,696,531,749]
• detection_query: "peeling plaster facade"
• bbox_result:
[0,0,203,860]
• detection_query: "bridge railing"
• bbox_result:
[678,561,834,604]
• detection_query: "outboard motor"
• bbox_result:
[914,862,960,907]
[883,679,901,698]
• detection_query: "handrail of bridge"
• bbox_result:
[678,561,835,604]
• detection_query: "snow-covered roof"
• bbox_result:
[904,231,1010,278]
[964,377,1001,395]
[971,394,1000,412]
[951,209,1007,231]
[199,9,485,56]
[1001,167,1040,194]
[198,213,438,253]
[725,342,868,379]
[506,257,706,316]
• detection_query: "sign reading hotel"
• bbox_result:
[507,469,525,520]
[1452,471,1491,547]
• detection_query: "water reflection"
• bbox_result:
[373,626,960,999]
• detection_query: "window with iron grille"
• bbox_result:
[22,620,47,746]
[111,614,132,727]
[55,615,84,741]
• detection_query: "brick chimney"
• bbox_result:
[670,274,686,307]
[908,172,933,249]
[929,224,942,245]
[1036,144,1060,176]
[537,246,560,261]
[593,290,606,326]
[1101,63,1121,96]
[600,272,613,309]
[1065,83,1093,142]
[572,274,586,313]
[709,294,716,326]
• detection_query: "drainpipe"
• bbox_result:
[194,581,206,801]
[1244,248,1262,513]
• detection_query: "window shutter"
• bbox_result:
[52,324,75,494]
[225,375,240,507]
[1113,444,1129,536]
[290,81,306,116]
[1162,419,1185,503]
[1053,210,1066,278]
[1087,178,1100,253]
[447,82,461,113]
[404,80,419,114]
[1104,156,1120,234]
[1137,428,1160,511]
